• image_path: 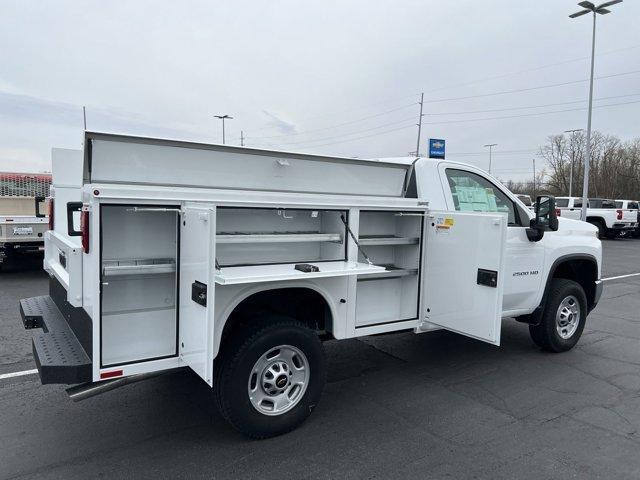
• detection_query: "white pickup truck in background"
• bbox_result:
[615,199,640,237]
[556,196,638,239]
[0,196,48,267]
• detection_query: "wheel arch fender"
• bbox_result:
[521,253,599,325]
[213,281,338,359]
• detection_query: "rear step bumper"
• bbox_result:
[20,296,92,384]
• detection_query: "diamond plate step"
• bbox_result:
[20,296,92,384]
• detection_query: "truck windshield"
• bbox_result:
[445,169,518,225]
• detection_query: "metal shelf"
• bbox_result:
[358,235,419,246]
[215,261,385,285]
[216,232,342,244]
[357,265,419,281]
[102,259,176,277]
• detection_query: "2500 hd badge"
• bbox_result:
[513,270,539,277]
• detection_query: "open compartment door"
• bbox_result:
[179,205,216,385]
[423,211,506,345]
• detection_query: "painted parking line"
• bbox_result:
[601,272,640,282]
[0,369,38,381]
[1,274,638,382]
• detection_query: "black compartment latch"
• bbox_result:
[192,281,207,306]
[477,269,498,288]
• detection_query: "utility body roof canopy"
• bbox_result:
[83,131,413,198]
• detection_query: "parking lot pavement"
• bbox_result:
[1,239,640,479]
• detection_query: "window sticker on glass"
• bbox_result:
[454,186,497,212]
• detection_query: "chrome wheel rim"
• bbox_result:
[248,345,309,416]
[556,295,580,339]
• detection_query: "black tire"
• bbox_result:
[529,279,587,352]
[213,316,325,439]
[589,220,606,239]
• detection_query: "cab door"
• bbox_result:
[179,204,216,385]
[422,211,507,345]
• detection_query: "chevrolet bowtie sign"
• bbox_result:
[429,139,445,159]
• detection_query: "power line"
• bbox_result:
[419,43,640,96]
[248,94,420,134]
[421,69,640,104]
[422,92,640,116]
[418,98,640,127]
[265,96,640,150]
[248,102,416,140]
[289,124,417,150]
[290,98,640,150]
[265,116,418,147]
[253,82,640,148]
[249,43,640,135]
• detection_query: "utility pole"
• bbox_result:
[564,129,584,196]
[415,93,424,157]
[569,0,622,221]
[532,158,537,199]
[240,130,245,147]
[214,114,233,144]
[484,144,497,173]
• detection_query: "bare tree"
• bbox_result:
[536,131,640,199]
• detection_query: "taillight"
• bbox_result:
[555,209,561,217]
[616,209,623,220]
[80,208,90,253]
[47,198,54,230]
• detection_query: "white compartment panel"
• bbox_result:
[90,137,408,197]
[102,309,176,365]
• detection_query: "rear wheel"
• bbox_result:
[213,316,325,439]
[529,279,587,352]
[588,220,606,239]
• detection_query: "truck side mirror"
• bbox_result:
[526,195,558,242]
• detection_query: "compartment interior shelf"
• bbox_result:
[103,258,176,277]
[358,264,419,280]
[216,232,342,244]
[358,235,419,246]
[215,261,385,285]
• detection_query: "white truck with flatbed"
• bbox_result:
[556,196,637,239]
[21,132,602,438]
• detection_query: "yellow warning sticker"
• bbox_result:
[435,216,454,234]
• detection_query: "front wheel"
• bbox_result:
[213,316,325,439]
[529,279,587,352]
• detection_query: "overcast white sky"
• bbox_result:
[1,0,639,180]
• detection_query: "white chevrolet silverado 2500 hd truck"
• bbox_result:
[556,196,637,238]
[21,133,602,438]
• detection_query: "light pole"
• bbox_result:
[569,0,622,221]
[532,158,537,199]
[564,128,584,197]
[214,114,233,144]
[484,144,497,174]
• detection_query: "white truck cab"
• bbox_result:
[21,132,602,438]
